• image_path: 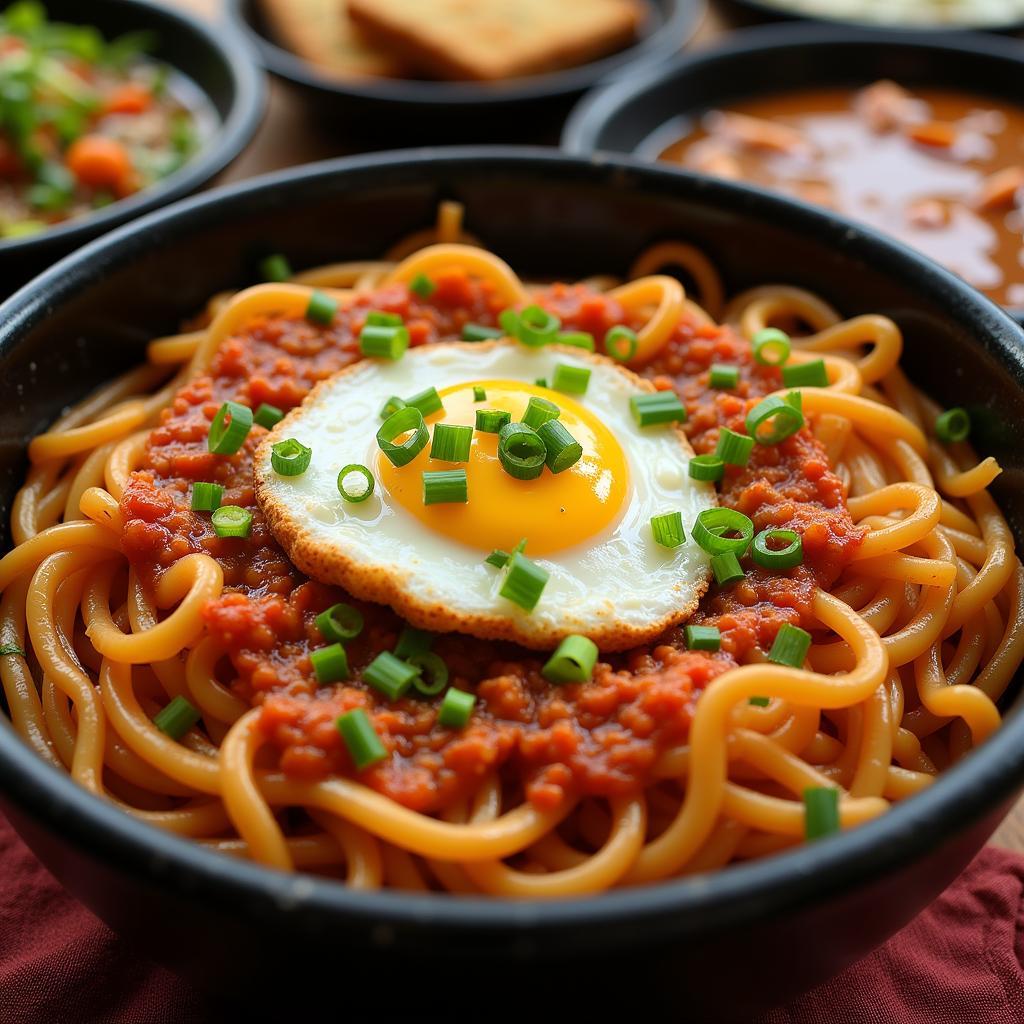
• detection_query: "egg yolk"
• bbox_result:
[376,381,629,556]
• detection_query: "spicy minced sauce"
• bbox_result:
[119,271,863,814]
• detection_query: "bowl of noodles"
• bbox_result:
[1,149,1023,1017]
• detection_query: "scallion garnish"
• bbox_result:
[409,273,435,299]
[630,391,686,427]
[379,395,406,421]
[208,401,253,455]
[515,305,561,347]
[606,326,638,362]
[316,603,364,643]
[500,551,549,611]
[409,651,448,696]
[306,290,338,326]
[260,253,291,283]
[211,505,252,539]
[745,395,805,445]
[557,331,595,351]
[709,364,739,389]
[337,464,375,503]
[711,551,744,585]
[769,623,812,667]
[311,643,349,684]
[715,427,754,467]
[363,651,417,700]
[473,386,486,402]
[751,327,791,367]
[462,323,503,342]
[485,549,511,568]
[684,625,720,651]
[692,508,754,556]
[752,528,803,570]
[336,708,387,770]
[438,687,476,729]
[360,323,410,360]
[395,626,433,661]
[366,311,401,327]
[191,481,223,512]
[935,407,970,443]
[153,695,200,740]
[405,386,443,418]
[270,438,312,477]
[552,363,591,396]
[749,696,770,707]
[650,511,686,549]
[0,643,26,658]
[804,787,840,840]
[542,634,598,684]
[430,423,473,463]
[476,408,512,433]
[535,378,548,388]
[497,422,546,480]
[536,420,582,474]
[522,396,560,430]
[423,468,468,505]
[689,455,725,482]
[377,407,428,467]
[254,403,284,429]
[782,358,828,388]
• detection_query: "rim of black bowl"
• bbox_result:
[732,0,1024,32]
[561,21,1024,324]
[224,0,705,108]
[2,147,1024,942]
[0,0,266,258]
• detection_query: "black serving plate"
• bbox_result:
[562,23,1024,324]
[2,149,1024,1019]
[225,0,704,143]
[0,0,265,292]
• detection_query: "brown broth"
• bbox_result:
[658,85,1024,307]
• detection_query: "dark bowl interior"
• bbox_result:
[2,150,1024,1018]
[226,0,703,142]
[562,23,1024,323]
[0,0,265,292]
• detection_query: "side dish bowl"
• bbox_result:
[2,149,1024,1019]
[0,0,265,292]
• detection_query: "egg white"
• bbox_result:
[255,340,716,651]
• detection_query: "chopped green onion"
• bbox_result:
[379,396,406,421]
[405,386,443,418]
[692,508,755,556]
[360,324,410,360]
[715,427,754,467]
[542,634,598,684]
[782,358,828,388]
[366,310,403,327]
[409,273,435,298]
[557,331,595,351]
[363,651,416,700]
[254,403,284,429]
[473,386,486,402]
[476,408,512,433]
[311,643,350,684]
[552,363,591,396]
[935,407,970,443]
[709,364,740,389]
[500,551,549,611]
[522,396,561,430]
[535,378,548,388]
[153,695,200,739]
[606,326,638,362]
[423,468,468,505]
[0,643,26,657]
[462,323,503,342]
[769,623,812,668]
[271,438,312,477]
[689,455,725,482]
[749,696,770,707]
[651,511,686,548]
[336,709,387,770]
[191,482,223,512]
[316,603,364,643]
[804,787,840,840]
[746,395,805,445]
[516,305,561,347]
[260,253,291,283]
[752,529,803,570]
[752,327,792,367]
[630,391,686,427]
[711,551,744,585]
[306,290,338,326]
[430,423,473,463]
[486,549,511,568]
[536,420,583,474]
[409,652,448,696]
[684,625,720,651]
[208,401,253,455]
[377,408,429,468]
[438,687,476,729]
[211,505,252,539]
[785,390,803,413]
[497,422,546,480]
[337,464,375,503]
[394,626,433,661]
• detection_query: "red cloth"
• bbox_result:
[2,810,1022,1023]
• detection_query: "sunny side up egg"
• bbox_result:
[255,341,717,651]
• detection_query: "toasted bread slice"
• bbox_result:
[346,0,643,82]
[259,0,408,78]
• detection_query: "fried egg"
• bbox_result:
[256,340,716,650]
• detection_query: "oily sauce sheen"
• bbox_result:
[659,85,1024,307]
[120,275,862,814]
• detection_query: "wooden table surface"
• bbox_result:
[167,0,1024,852]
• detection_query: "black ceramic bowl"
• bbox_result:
[225,0,704,143]
[2,149,1024,1019]
[0,0,265,292]
[726,0,1024,32]
[562,23,1024,324]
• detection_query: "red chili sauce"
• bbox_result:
[120,271,863,813]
